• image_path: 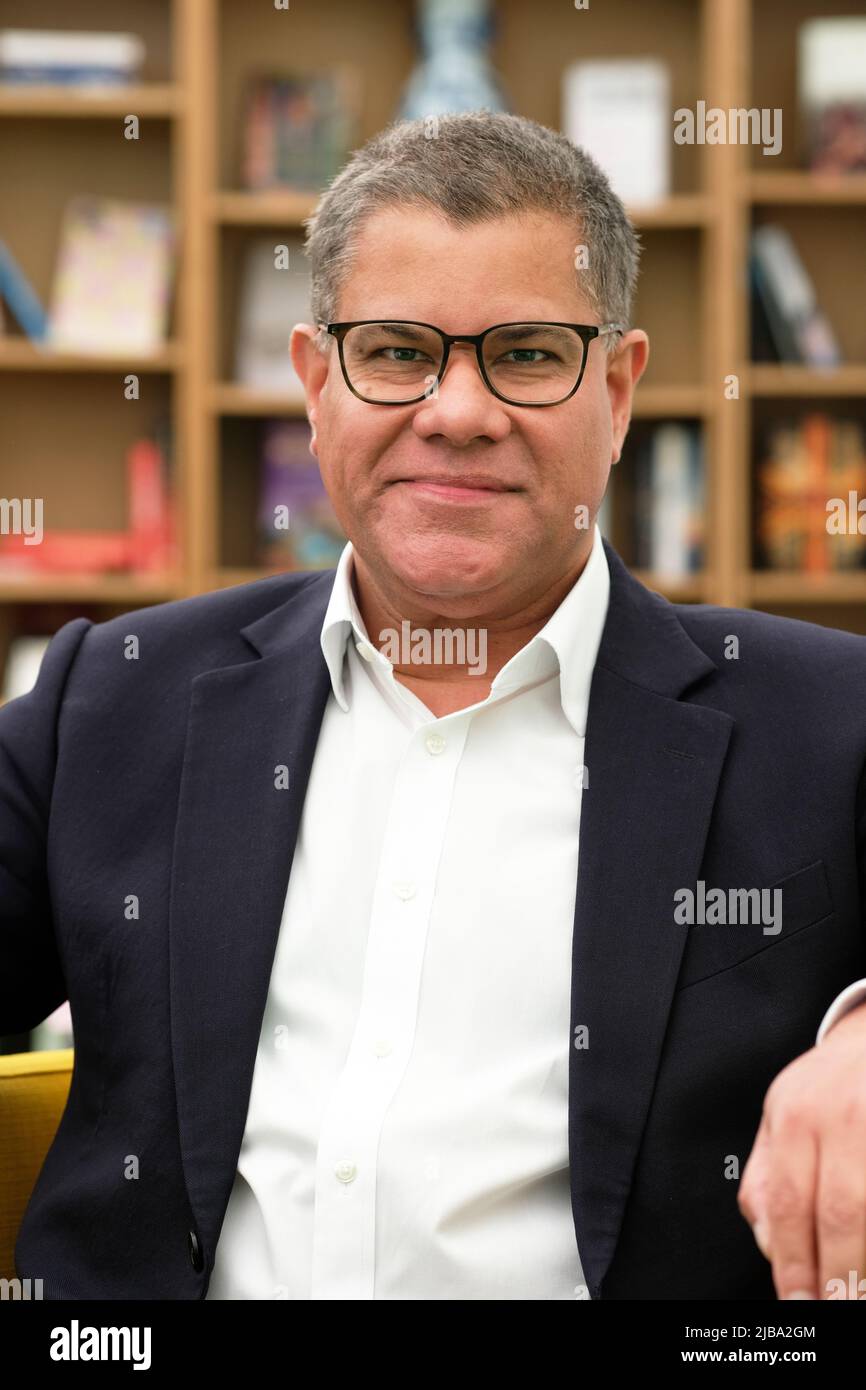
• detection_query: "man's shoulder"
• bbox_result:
[673,597,866,654]
[670,596,866,698]
[73,567,335,676]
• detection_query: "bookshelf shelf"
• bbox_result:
[631,385,711,418]
[0,573,183,604]
[210,384,306,416]
[0,342,185,372]
[747,572,866,604]
[630,571,706,601]
[211,190,319,226]
[746,365,866,397]
[746,173,866,205]
[625,195,714,228]
[0,83,183,119]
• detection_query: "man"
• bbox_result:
[3,111,866,1301]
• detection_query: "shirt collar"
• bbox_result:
[320,523,610,736]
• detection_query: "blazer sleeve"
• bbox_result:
[818,753,866,1041]
[0,616,92,1034]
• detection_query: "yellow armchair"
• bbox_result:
[0,1049,74,1281]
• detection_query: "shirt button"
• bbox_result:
[373,1039,392,1057]
[392,880,416,901]
[188,1229,204,1272]
[425,731,446,755]
[335,1160,357,1183]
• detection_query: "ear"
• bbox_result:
[290,324,332,457]
[605,329,650,464]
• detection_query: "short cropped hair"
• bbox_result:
[302,109,641,352]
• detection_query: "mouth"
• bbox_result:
[393,477,520,502]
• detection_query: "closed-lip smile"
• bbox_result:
[395,476,518,492]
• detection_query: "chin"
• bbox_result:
[388,548,506,599]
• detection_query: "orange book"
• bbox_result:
[802,413,830,574]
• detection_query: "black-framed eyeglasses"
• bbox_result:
[320,319,625,407]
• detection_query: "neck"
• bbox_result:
[349,538,593,688]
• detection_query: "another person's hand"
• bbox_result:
[738,1004,866,1299]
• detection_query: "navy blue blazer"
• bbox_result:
[3,538,865,1300]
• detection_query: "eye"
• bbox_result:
[500,348,555,364]
[378,346,431,363]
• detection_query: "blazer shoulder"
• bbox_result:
[61,568,333,691]
[671,598,866,701]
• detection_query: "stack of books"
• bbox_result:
[0,28,144,86]
[755,415,866,572]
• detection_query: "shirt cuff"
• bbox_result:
[816,979,866,1044]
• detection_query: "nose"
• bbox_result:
[413,341,511,444]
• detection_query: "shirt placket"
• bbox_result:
[310,712,470,1299]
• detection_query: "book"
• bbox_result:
[0,530,132,573]
[48,196,175,355]
[755,415,866,571]
[830,421,866,570]
[234,237,311,396]
[256,419,345,570]
[0,28,144,85]
[798,18,866,173]
[241,70,361,191]
[0,237,49,340]
[632,423,703,575]
[750,225,841,367]
[128,435,176,573]
[561,59,671,206]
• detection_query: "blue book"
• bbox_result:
[0,238,48,340]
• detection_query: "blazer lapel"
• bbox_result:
[569,541,734,1298]
[167,570,336,1271]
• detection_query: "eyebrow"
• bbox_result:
[359,322,429,340]
[494,324,563,342]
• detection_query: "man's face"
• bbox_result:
[291,207,648,619]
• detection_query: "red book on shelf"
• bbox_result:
[127,437,171,572]
[0,530,131,573]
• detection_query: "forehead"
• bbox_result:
[335,206,595,328]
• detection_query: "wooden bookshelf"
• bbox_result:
[0,0,864,672]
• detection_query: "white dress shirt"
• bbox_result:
[206,522,864,1300]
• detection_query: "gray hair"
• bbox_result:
[302,109,641,354]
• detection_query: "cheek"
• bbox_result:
[316,403,393,510]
